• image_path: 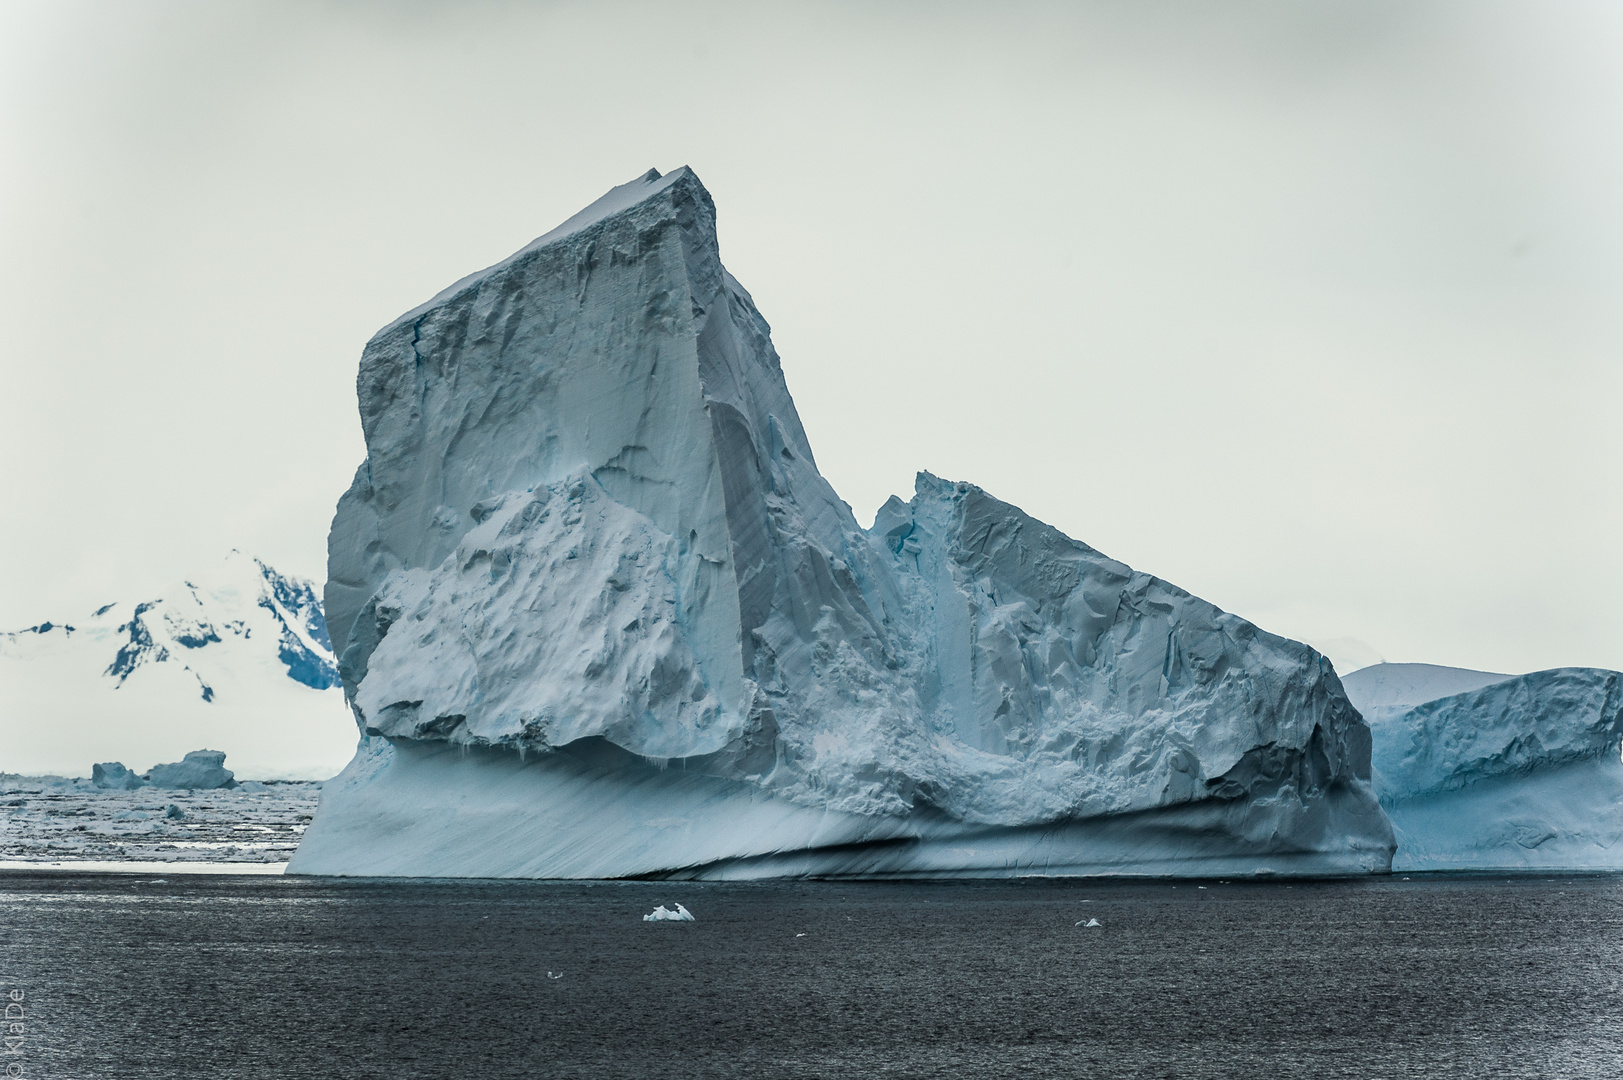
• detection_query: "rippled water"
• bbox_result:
[3,872,1621,1078]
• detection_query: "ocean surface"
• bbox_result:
[2,872,1621,1079]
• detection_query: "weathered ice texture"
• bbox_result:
[1344,664,1623,870]
[292,168,1393,878]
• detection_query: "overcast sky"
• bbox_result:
[2,0,1619,676]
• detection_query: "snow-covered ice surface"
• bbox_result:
[1340,663,1515,713]
[0,551,358,780]
[1343,664,1623,870]
[0,774,320,867]
[292,167,1393,879]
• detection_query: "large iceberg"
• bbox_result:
[1343,663,1623,870]
[291,167,1392,879]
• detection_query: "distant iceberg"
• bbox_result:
[143,749,237,790]
[1343,664,1623,870]
[290,167,1392,880]
[91,762,145,790]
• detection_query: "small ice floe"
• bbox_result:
[1075,918,1103,928]
[546,971,564,980]
[165,804,186,820]
[795,933,806,938]
[643,903,696,922]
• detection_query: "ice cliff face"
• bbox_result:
[0,552,355,779]
[293,167,1392,878]
[1344,664,1623,869]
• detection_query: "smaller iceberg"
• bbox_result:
[1343,664,1623,870]
[143,749,236,790]
[92,762,145,790]
[1076,918,1102,927]
[643,903,696,923]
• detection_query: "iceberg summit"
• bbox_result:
[291,167,1394,879]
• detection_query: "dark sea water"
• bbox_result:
[2,872,1621,1079]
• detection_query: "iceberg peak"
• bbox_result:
[379,166,693,337]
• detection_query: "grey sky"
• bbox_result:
[2,0,1619,675]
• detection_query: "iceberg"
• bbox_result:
[290,167,1392,879]
[144,749,237,790]
[1342,664,1623,870]
[643,904,696,922]
[91,762,145,790]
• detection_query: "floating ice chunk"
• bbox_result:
[643,903,695,922]
[1076,918,1103,927]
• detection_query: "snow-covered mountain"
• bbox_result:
[292,167,1392,879]
[1343,662,1623,870]
[0,551,358,780]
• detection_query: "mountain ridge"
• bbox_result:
[1,551,356,780]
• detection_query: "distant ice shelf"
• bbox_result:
[291,167,1393,880]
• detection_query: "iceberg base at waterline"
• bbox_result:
[1382,757,1623,871]
[287,739,1391,879]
